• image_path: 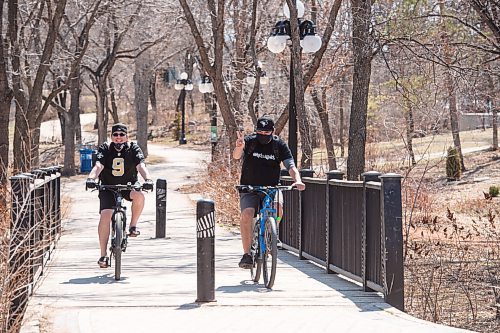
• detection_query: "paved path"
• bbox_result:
[20,144,471,333]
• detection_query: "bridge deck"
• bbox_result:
[20,145,469,333]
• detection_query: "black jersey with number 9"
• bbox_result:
[96,142,145,185]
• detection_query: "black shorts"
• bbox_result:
[98,190,132,212]
[239,191,283,213]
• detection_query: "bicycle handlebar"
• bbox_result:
[97,182,147,192]
[235,184,297,193]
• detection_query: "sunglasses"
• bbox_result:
[112,132,126,137]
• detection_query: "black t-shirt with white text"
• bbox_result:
[96,142,145,185]
[240,135,293,186]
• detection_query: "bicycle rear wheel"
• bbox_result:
[262,217,277,289]
[250,221,261,282]
[113,214,123,281]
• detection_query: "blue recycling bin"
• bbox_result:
[79,148,94,173]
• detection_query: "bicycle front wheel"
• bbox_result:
[250,221,261,282]
[113,214,123,281]
[262,217,278,289]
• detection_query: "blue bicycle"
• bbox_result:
[236,185,296,289]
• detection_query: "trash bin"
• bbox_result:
[79,148,93,173]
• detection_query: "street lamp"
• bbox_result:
[174,72,194,144]
[246,71,269,85]
[198,76,218,161]
[267,0,321,161]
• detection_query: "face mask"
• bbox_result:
[256,134,272,145]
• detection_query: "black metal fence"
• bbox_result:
[280,170,404,311]
[8,166,62,331]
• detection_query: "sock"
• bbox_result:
[276,216,282,225]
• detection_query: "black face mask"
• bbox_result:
[256,134,272,145]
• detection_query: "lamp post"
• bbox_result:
[174,72,194,144]
[267,0,321,162]
[199,76,216,160]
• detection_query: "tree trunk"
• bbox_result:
[96,79,108,145]
[150,71,158,125]
[445,72,465,171]
[62,75,81,176]
[0,0,12,188]
[311,88,337,170]
[75,107,82,146]
[55,80,67,143]
[405,99,417,166]
[108,77,119,124]
[439,1,465,171]
[287,0,313,169]
[347,0,373,180]
[134,52,152,157]
[339,81,346,158]
[486,72,498,150]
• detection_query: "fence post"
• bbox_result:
[362,171,381,291]
[325,170,343,274]
[278,169,289,243]
[155,179,167,238]
[196,199,216,303]
[298,169,314,260]
[380,173,404,311]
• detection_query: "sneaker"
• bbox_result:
[128,226,140,237]
[97,256,109,268]
[277,238,283,250]
[238,253,253,269]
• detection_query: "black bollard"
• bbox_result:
[155,179,167,238]
[196,199,216,303]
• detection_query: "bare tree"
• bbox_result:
[347,0,373,180]
[0,0,13,190]
[311,87,337,169]
[10,0,68,173]
[134,49,153,157]
[85,2,142,145]
[178,0,239,147]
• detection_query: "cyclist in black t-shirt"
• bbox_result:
[85,123,154,268]
[233,116,305,269]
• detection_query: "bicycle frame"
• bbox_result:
[256,188,279,256]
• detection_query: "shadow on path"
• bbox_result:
[62,274,128,285]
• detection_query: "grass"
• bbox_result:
[306,128,495,171]
[375,129,494,156]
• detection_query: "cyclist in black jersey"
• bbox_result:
[233,116,305,269]
[85,123,153,268]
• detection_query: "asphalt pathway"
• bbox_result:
[20,144,472,333]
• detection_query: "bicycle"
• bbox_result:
[236,184,296,289]
[91,182,149,281]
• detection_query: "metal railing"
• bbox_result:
[8,166,62,331]
[279,170,404,311]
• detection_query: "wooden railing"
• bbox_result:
[280,170,404,311]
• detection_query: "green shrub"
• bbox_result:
[489,185,499,197]
[446,147,461,181]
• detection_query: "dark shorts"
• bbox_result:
[239,191,283,213]
[98,190,132,212]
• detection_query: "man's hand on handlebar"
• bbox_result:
[86,178,97,190]
[291,181,305,191]
[143,179,154,191]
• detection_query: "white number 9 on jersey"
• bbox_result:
[112,158,125,176]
